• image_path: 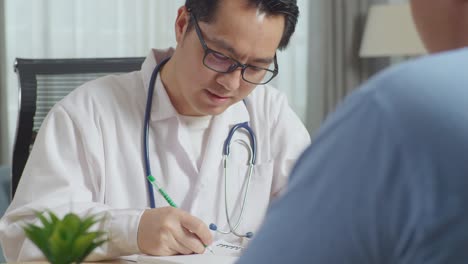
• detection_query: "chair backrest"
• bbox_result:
[12,57,145,199]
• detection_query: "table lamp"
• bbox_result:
[360,3,426,58]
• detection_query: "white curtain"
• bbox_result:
[0,0,310,165]
[305,0,390,135]
[1,0,185,164]
[271,0,310,124]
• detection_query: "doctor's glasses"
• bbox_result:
[190,13,279,85]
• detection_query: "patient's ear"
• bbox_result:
[456,0,468,6]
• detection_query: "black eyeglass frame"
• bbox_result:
[190,12,279,85]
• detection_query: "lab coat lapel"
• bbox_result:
[141,48,174,96]
[143,51,199,177]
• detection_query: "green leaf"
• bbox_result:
[23,225,51,258]
[36,211,55,238]
[76,239,107,264]
[71,232,99,261]
[78,215,99,234]
[61,213,82,241]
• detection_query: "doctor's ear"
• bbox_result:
[175,6,191,43]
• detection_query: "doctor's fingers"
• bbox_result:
[156,235,193,256]
[155,215,202,255]
[179,212,213,246]
[140,227,192,256]
[167,233,194,255]
[173,226,207,254]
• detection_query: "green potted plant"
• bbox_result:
[23,211,107,264]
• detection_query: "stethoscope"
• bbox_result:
[143,57,255,238]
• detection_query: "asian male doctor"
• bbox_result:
[0,0,310,261]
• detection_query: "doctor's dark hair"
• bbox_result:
[184,0,299,50]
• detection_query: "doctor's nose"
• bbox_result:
[216,69,242,91]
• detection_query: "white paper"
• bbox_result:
[206,239,244,257]
[135,240,243,264]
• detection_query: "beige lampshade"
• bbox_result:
[360,3,427,58]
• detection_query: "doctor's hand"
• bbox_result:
[137,207,213,256]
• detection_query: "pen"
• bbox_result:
[147,175,215,254]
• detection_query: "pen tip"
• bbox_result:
[205,246,215,254]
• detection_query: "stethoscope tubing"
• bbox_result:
[143,57,171,209]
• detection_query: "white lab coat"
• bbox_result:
[0,49,310,261]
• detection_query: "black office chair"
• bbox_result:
[12,57,145,199]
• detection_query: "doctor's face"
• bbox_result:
[171,1,284,116]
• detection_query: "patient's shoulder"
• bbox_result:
[366,47,468,96]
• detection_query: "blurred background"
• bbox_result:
[0,0,424,260]
[0,0,418,166]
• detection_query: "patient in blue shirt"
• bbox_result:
[237,0,468,263]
